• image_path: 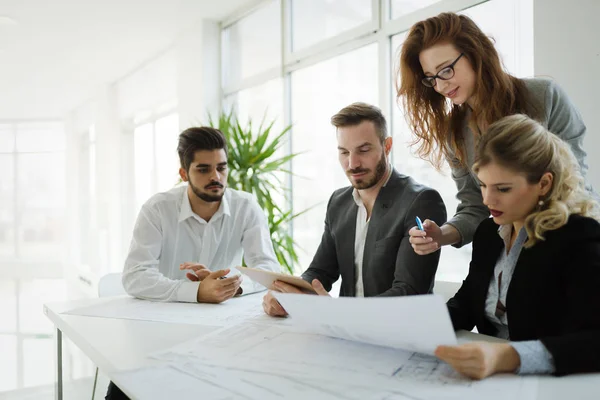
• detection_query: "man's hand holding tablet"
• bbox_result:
[235,267,330,317]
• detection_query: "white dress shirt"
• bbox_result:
[122,185,281,302]
[352,167,393,297]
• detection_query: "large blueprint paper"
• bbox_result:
[273,292,457,354]
[112,362,398,400]
[150,323,537,400]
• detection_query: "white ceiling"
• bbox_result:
[0,0,255,120]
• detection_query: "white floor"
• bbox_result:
[1,278,102,397]
[0,372,110,400]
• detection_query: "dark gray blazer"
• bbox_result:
[301,170,447,297]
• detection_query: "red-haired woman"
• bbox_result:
[396,12,596,255]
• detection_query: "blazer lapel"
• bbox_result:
[337,197,358,295]
[366,170,401,242]
[360,171,401,295]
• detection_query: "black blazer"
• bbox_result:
[301,170,446,297]
[448,215,600,376]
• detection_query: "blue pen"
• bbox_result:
[415,216,425,231]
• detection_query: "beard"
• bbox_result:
[189,180,225,203]
[347,152,387,190]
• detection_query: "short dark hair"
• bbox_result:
[330,102,388,143]
[177,127,228,171]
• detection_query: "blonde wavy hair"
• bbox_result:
[473,114,600,247]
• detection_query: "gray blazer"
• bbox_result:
[447,78,595,247]
[301,170,447,297]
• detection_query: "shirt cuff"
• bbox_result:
[510,340,556,375]
[176,281,200,303]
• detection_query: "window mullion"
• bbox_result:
[13,124,19,259]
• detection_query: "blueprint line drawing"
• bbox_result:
[149,322,537,400]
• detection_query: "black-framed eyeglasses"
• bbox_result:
[421,53,464,88]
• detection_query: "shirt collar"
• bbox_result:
[352,164,394,207]
[178,186,231,223]
[178,187,195,222]
[220,192,231,217]
[497,224,512,242]
[497,224,528,249]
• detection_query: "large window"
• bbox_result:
[224,78,284,128]
[222,0,282,91]
[133,113,180,214]
[391,0,442,19]
[290,0,373,51]
[0,122,69,391]
[291,44,379,268]
[155,114,183,192]
[0,142,14,259]
[221,0,532,280]
[224,79,289,241]
[78,125,98,270]
[0,123,66,266]
[134,123,155,213]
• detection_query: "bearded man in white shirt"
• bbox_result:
[122,126,280,304]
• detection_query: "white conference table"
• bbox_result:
[44,294,600,400]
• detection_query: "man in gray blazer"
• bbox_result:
[263,102,447,316]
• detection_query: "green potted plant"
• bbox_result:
[208,110,308,274]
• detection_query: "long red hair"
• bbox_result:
[396,12,536,170]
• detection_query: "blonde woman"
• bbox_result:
[435,114,600,379]
[396,12,596,254]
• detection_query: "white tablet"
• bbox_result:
[236,266,316,294]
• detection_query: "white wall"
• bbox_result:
[177,21,222,128]
[116,49,179,121]
[113,20,221,127]
[534,0,600,190]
